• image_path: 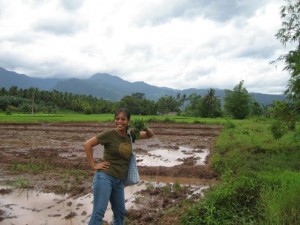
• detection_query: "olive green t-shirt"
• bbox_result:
[96,129,132,179]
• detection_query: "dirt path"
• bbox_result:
[0,122,222,224]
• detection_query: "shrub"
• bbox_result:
[270,120,286,139]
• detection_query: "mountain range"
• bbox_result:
[0,67,286,105]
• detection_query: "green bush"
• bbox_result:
[84,107,93,114]
[270,120,286,139]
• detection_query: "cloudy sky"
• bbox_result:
[0,0,291,94]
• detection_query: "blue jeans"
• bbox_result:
[88,171,125,225]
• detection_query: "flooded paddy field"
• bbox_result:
[0,122,222,225]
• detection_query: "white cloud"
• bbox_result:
[0,0,290,94]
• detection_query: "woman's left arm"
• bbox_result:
[139,127,155,139]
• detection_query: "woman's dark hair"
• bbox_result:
[114,108,131,120]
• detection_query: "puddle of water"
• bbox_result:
[0,187,92,225]
[0,178,209,225]
[141,175,216,186]
[136,146,209,167]
[59,144,209,168]
[1,140,210,225]
[0,184,146,225]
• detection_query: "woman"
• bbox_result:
[84,108,154,225]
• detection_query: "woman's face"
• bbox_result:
[114,112,129,131]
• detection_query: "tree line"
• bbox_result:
[1,81,270,119]
[1,81,298,139]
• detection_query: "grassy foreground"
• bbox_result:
[1,113,299,224]
[181,118,300,225]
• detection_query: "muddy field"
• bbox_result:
[0,122,222,225]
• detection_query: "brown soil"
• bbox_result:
[0,122,222,224]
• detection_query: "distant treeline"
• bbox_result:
[0,86,183,115]
[0,86,116,114]
[0,83,270,118]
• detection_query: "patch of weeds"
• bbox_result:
[10,162,54,174]
[133,195,142,204]
[67,169,88,183]
[181,175,261,225]
[193,120,201,124]
[145,182,155,191]
[8,178,33,188]
[163,118,176,123]
[57,168,89,194]
[162,184,171,197]
[173,180,183,193]
[224,120,235,129]
[58,174,69,194]
[147,117,159,123]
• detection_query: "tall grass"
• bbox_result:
[8,178,33,188]
[181,118,300,225]
[258,171,300,225]
[181,175,261,225]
